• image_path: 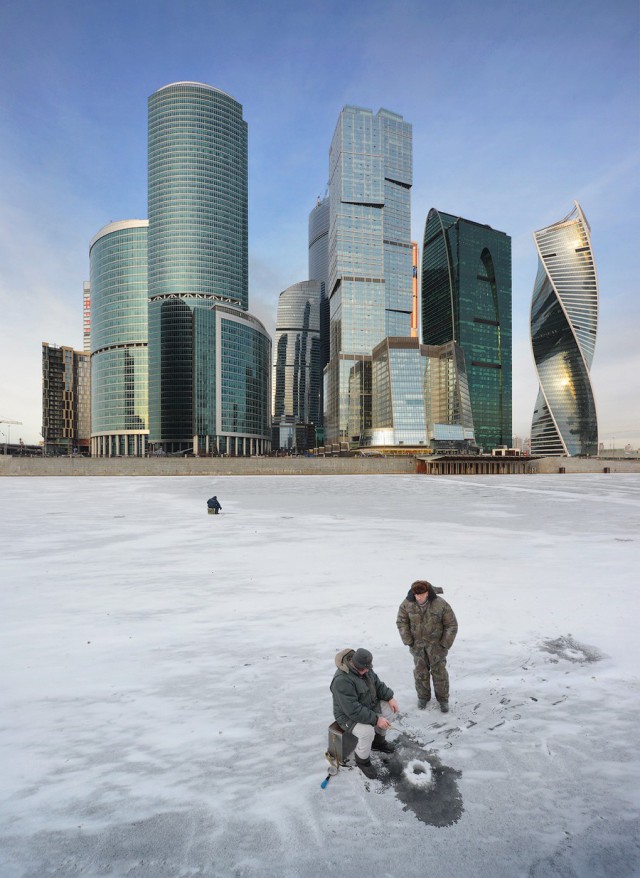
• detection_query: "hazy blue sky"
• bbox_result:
[1,0,638,447]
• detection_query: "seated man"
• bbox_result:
[330,647,399,779]
[207,496,222,514]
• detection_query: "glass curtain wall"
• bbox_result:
[147,82,248,451]
[325,105,412,444]
[191,305,271,456]
[422,209,512,451]
[89,220,149,457]
[367,337,474,449]
[530,202,598,456]
[272,281,321,451]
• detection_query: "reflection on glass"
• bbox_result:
[530,202,598,456]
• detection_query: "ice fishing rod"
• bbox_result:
[320,750,339,788]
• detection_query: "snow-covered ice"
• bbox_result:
[1,474,639,878]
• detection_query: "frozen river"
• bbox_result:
[1,474,639,877]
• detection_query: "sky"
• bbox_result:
[0,0,638,446]
[1,474,639,876]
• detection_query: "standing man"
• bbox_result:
[331,648,399,779]
[396,580,458,713]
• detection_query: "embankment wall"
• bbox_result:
[1,455,638,477]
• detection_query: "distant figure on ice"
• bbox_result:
[396,580,458,713]
[207,496,222,514]
[330,648,399,779]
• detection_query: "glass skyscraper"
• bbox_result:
[530,202,598,456]
[147,81,251,451]
[325,106,412,444]
[365,337,475,450]
[308,195,330,395]
[89,220,149,457]
[272,281,321,451]
[192,305,271,457]
[422,209,512,451]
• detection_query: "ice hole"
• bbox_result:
[403,759,434,789]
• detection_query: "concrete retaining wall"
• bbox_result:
[1,455,637,477]
[0,455,417,477]
[528,457,640,474]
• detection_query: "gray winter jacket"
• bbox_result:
[330,648,394,732]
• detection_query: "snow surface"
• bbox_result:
[1,474,639,878]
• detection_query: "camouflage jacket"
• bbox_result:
[330,648,394,731]
[396,591,458,651]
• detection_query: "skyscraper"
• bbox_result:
[530,202,598,456]
[89,220,149,457]
[422,209,512,451]
[148,82,247,451]
[272,280,321,451]
[324,105,413,444]
[308,195,330,391]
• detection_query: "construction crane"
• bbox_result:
[0,416,23,453]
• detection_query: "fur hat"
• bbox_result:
[351,648,373,670]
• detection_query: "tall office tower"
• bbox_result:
[530,202,598,456]
[422,209,512,451]
[147,81,255,453]
[82,281,91,353]
[89,220,149,457]
[308,195,330,417]
[42,343,90,454]
[367,337,474,450]
[325,105,413,444]
[272,281,322,451]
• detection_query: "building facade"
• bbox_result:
[83,281,91,353]
[530,202,598,456]
[272,280,321,451]
[192,305,271,456]
[422,209,512,451]
[364,337,475,450]
[324,106,413,444]
[411,241,419,338]
[89,220,149,457]
[308,195,330,429]
[42,343,90,454]
[147,81,252,452]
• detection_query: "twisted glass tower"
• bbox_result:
[530,202,598,456]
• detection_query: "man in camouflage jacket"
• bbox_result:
[396,580,458,712]
[330,647,399,778]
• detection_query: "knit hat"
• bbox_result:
[351,648,373,670]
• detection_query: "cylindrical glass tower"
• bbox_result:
[89,220,149,457]
[147,81,248,449]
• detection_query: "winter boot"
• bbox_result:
[438,700,449,713]
[372,733,395,753]
[417,697,431,709]
[354,754,378,779]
